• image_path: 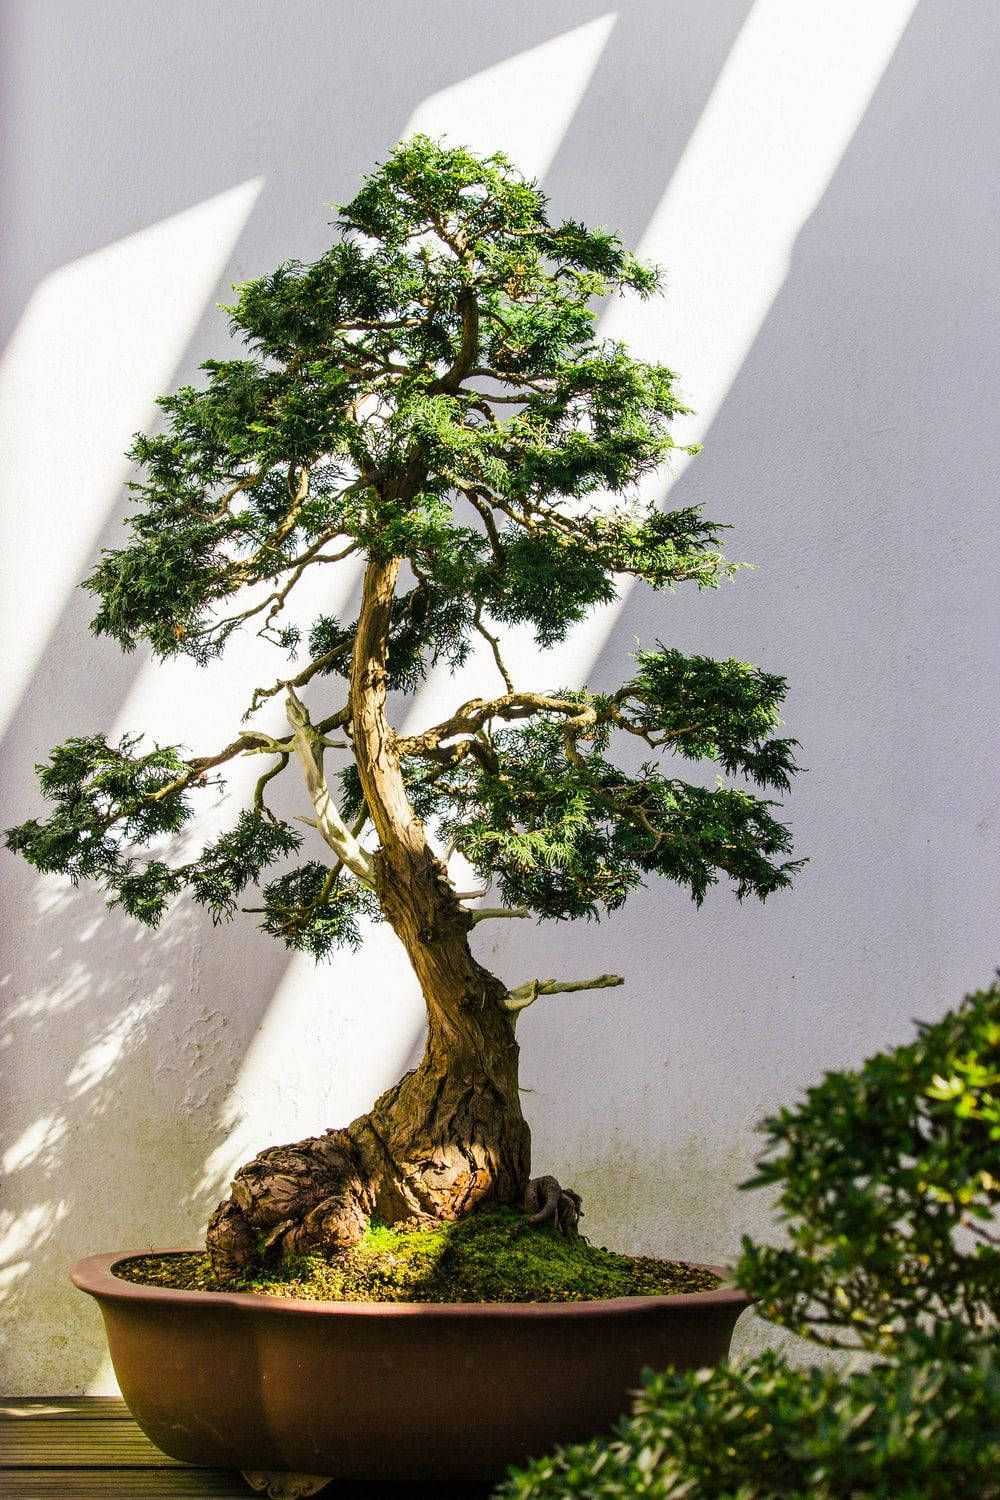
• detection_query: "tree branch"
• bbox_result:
[398,691,594,757]
[428,274,479,393]
[460,485,507,564]
[472,605,514,694]
[244,641,353,721]
[503,973,624,1013]
[252,752,290,819]
[469,907,531,926]
[144,729,292,803]
[286,688,374,886]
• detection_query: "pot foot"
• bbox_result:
[242,1472,332,1497]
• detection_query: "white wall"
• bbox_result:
[2,0,998,1395]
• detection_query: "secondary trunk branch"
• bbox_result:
[504,972,624,1014]
[286,688,374,886]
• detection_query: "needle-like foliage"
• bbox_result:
[7,137,802,958]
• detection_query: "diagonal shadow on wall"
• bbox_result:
[502,0,1000,1294]
[0,1,759,1393]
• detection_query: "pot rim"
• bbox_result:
[71,1249,753,1318]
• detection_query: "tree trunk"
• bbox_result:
[206,552,531,1280]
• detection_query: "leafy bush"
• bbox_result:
[501,1337,1000,1500]
[499,982,1000,1498]
[737,979,1000,1353]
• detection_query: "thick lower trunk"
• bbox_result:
[206,851,530,1280]
[206,549,531,1281]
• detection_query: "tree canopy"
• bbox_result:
[7,137,802,957]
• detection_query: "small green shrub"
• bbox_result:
[500,1337,1000,1499]
[500,982,1000,1497]
[737,979,1000,1353]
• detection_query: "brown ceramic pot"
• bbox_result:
[71,1250,750,1489]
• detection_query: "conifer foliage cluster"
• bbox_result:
[7,138,801,954]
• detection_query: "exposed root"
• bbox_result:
[208,1147,583,1282]
[206,1126,374,1281]
[524,1174,583,1235]
[206,1067,532,1281]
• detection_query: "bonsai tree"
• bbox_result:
[7,138,801,1281]
[502,980,1000,1498]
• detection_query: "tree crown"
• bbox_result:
[7,138,802,957]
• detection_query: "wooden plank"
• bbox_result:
[0,1423,185,1466]
[0,1398,184,1467]
[0,1471,250,1495]
[0,1399,498,1496]
[0,1398,133,1419]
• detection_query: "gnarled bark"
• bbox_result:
[206,549,533,1280]
[206,847,532,1279]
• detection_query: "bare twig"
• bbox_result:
[469,907,531,926]
[252,752,290,819]
[472,605,514,694]
[504,973,624,1014]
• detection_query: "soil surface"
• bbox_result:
[114,1207,722,1302]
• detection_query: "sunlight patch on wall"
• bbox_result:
[565,0,919,669]
[604,0,919,482]
[2,1116,66,1176]
[0,177,264,740]
[0,1202,67,1299]
[198,923,426,1200]
[63,995,164,1102]
[403,13,617,180]
[85,1353,118,1397]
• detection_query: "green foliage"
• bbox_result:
[431,715,800,921]
[188,810,302,923]
[624,647,799,790]
[503,984,1000,1498]
[5,736,306,933]
[500,1339,1000,1500]
[258,862,382,958]
[5,734,193,922]
[736,981,1000,1353]
[487,529,618,647]
[114,1206,719,1303]
[7,136,801,958]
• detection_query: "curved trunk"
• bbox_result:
[352,553,530,1217]
[206,554,530,1280]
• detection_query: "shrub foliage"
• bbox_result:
[501,982,1000,1498]
[502,1339,1000,1500]
[737,979,1000,1352]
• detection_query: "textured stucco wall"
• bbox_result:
[2,0,998,1395]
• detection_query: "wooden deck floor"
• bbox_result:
[0,1399,496,1498]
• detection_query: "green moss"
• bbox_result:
[113,1207,722,1302]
